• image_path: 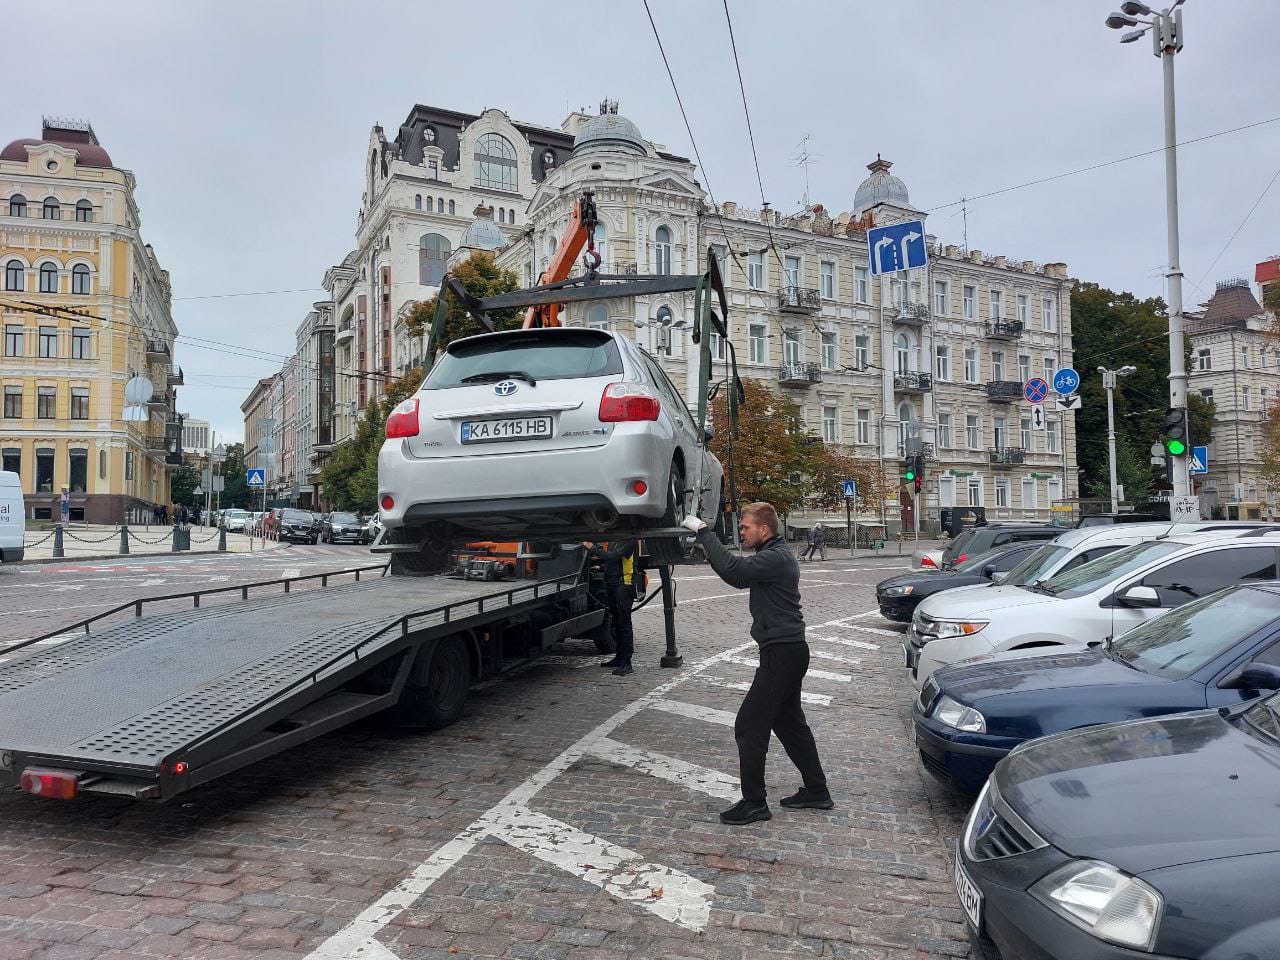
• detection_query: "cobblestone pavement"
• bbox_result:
[0,558,975,959]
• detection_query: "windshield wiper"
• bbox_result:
[460,370,538,386]
[1102,646,1140,669]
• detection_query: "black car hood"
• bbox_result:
[877,571,982,595]
[938,650,1166,702]
[997,710,1280,874]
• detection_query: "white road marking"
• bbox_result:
[834,623,900,638]
[699,675,831,706]
[810,634,879,651]
[722,654,850,683]
[816,609,880,626]
[635,590,744,611]
[810,650,863,667]
[648,699,736,727]
[591,737,739,801]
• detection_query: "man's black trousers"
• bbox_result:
[605,579,634,665]
[735,642,827,803]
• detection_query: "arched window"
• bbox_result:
[5,260,23,291]
[8,194,25,217]
[448,199,455,215]
[654,226,672,275]
[508,211,517,225]
[895,333,912,374]
[419,234,452,286]
[474,133,518,191]
[498,208,505,224]
[594,219,608,268]
[42,197,60,220]
[436,198,444,214]
[587,305,609,330]
[655,306,673,325]
[39,263,58,293]
[414,195,422,210]
[424,195,432,211]
[75,199,92,222]
[72,264,91,295]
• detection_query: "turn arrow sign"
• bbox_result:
[1056,394,1082,411]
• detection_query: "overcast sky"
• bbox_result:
[6,1,1278,440]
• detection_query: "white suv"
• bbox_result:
[913,529,1280,687]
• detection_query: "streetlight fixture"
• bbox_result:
[1098,365,1137,512]
[1105,1,1190,497]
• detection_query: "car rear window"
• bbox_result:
[943,530,975,564]
[427,330,623,388]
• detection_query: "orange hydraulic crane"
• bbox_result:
[522,191,600,329]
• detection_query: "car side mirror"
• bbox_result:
[1116,584,1161,608]
[988,570,1009,584]
[1240,663,1280,691]
[702,423,715,443]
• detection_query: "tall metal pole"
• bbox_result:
[1103,370,1119,513]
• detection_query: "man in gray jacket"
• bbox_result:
[682,502,832,825]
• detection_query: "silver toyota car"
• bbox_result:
[377,327,724,571]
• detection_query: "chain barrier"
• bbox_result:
[23,531,56,547]
[128,529,174,545]
[191,528,222,543]
[64,528,127,544]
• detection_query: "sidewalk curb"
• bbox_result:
[17,541,290,566]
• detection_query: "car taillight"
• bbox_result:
[956,554,967,564]
[386,397,420,438]
[20,768,79,800]
[921,556,937,569]
[599,382,660,422]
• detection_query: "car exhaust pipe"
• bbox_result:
[584,508,618,531]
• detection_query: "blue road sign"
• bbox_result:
[246,468,266,488]
[867,219,928,276]
[1190,445,1208,475]
[842,480,857,499]
[1024,377,1049,404]
[1052,367,1081,395]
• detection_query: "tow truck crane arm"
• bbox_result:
[523,191,600,329]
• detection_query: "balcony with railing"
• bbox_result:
[145,339,170,359]
[335,319,354,343]
[886,302,931,326]
[893,371,933,394]
[167,366,183,387]
[778,286,821,314]
[777,362,821,387]
[986,380,1023,402]
[989,447,1027,465]
[985,320,1024,339]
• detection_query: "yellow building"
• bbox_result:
[0,118,180,523]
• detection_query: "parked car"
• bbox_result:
[377,326,724,571]
[221,509,250,533]
[914,582,1280,794]
[364,512,384,545]
[1075,511,1165,527]
[912,528,1280,687]
[321,511,366,544]
[939,523,1057,570]
[275,509,319,544]
[956,686,1280,959]
[878,542,1043,626]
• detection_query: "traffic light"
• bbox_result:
[912,455,924,494]
[1163,407,1189,458]
[903,458,916,484]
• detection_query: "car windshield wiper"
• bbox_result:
[1024,581,1057,596]
[460,370,538,386]
[1102,646,1141,670]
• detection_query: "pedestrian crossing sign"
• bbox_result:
[246,468,266,488]
[842,480,857,498]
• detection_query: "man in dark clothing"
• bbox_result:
[682,502,831,826]
[582,539,637,676]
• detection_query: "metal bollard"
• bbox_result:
[52,523,64,559]
[171,523,180,552]
[119,522,130,556]
[218,524,227,552]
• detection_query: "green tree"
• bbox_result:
[170,464,200,507]
[1085,436,1154,507]
[407,252,522,354]
[219,442,249,509]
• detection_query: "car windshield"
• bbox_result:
[282,510,313,522]
[331,512,359,523]
[1110,586,1280,679]
[954,546,1009,572]
[1038,540,1184,599]
[1005,543,1069,587]
[427,331,623,389]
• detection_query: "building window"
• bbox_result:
[4,324,22,357]
[38,326,57,358]
[1042,296,1057,332]
[1018,353,1031,382]
[1017,294,1029,325]
[991,350,1005,381]
[784,255,800,288]
[856,408,871,444]
[2,447,18,474]
[1047,418,1060,453]
[895,333,912,374]
[965,414,980,450]
[747,252,764,289]
[854,266,869,303]
[474,133,518,192]
[855,333,870,370]
[1243,386,1251,411]
[993,416,1008,450]
[71,328,90,359]
[71,264,91,295]
[935,344,951,381]
[71,387,89,420]
[36,448,54,492]
[1020,417,1032,450]
[419,233,451,286]
[449,199,455,215]
[497,208,505,223]
[748,323,766,364]
[75,200,93,222]
[968,476,983,507]
[820,330,837,369]
[962,284,975,319]
[42,197,60,220]
[934,279,948,316]
[437,197,445,213]
[39,263,58,293]
[68,448,87,492]
[964,346,978,383]
[989,289,1003,320]
[3,386,20,419]
[37,386,56,419]
[8,194,25,217]
[1022,477,1038,509]
[424,194,432,211]
[820,261,835,299]
[654,226,673,275]
[5,260,23,291]
[711,321,728,361]
[995,477,1009,508]
[586,305,609,330]
[937,412,953,449]
[783,328,802,365]
[821,405,838,443]
[898,402,916,451]
[1195,348,1211,371]
[414,195,422,210]
[1043,354,1057,379]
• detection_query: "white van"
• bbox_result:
[0,471,25,562]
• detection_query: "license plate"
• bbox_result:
[461,417,553,444]
[954,858,982,931]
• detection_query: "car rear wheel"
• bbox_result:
[647,461,687,566]
[388,524,452,576]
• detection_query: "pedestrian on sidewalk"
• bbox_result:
[681,503,832,826]
[799,522,827,562]
[582,539,637,676]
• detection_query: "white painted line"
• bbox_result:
[648,699,736,727]
[722,654,849,684]
[816,609,880,626]
[810,650,863,667]
[634,590,745,612]
[798,579,847,587]
[700,675,831,707]
[591,737,739,801]
[810,634,879,651]
[835,623,900,638]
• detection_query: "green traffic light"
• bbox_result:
[904,471,915,481]
[1166,439,1187,456]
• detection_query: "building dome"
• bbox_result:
[852,155,909,216]
[572,106,646,157]
[460,208,507,251]
[0,137,113,169]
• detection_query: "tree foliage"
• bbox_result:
[406,252,523,354]
[318,370,423,513]
[220,442,249,509]
[169,464,200,507]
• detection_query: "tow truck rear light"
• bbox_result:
[386,397,420,438]
[20,768,80,800]
[599,382,660,422]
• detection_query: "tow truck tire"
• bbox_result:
[647,462,687,566]
[391,634,471,729]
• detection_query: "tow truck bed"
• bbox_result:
[0,569,593,801]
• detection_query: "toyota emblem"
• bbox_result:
[494,380,519,396]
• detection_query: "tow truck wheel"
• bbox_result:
[390,634,471,729]
[647,461,687,566]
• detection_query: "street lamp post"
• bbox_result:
[1099,365,1137,512]
[1106,1,1189,497]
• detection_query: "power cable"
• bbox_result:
[1188,160,1280,299]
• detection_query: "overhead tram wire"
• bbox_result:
[1188,160,1280,299]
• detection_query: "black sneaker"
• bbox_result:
[598,658,621,668]
[719,799,771,826]
[779,786,834,810]
[611,663,634,676]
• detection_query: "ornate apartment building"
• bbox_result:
[0,118,181,523]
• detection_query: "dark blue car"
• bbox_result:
[914,582,1280,795]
